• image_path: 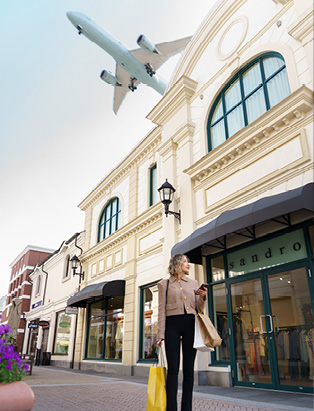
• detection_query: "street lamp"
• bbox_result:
[70,255,84,281]
[158,179,181,224]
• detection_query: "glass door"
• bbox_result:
[267,267,313,390]
[228,266,314,392]
[229,276,273,386]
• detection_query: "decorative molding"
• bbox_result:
[272,0,290,5]
[147,76,198,126]
[203,129,311,214]
[80,205,163,264]
[288,8,314,42]
[185,86,313,185]
[216,16,249,61]
[79,129,162,211]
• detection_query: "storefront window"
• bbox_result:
[53,312,72,355]
[86,296,124,360]
[212,283,230,361]
[210,255,225,281]
[140,284,158,360]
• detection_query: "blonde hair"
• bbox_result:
[168,254,189,276]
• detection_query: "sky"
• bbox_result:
[0,0,214,298]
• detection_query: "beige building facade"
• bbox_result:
[69,0,313,392]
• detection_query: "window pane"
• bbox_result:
[53,312,72,355]
[225,80,241,111]
[87,316,104,358]
[212,283,230,361]
[263,56,285,79]
[98,224,104,241]
[245,87,266,123]
[105,221,111,238]
[226,105,244,137]
[117,211,121,230]
[150,165,157,206]
[105,296,124,359]
[111,214,117,234]
[267,68,290,108]
[210,119,226,149]
[111,199,117,215]
[211,99,223,123]
[106,203,112,219]
[243,63,262,96]
[210,255,225,282]
[141,284,158,360]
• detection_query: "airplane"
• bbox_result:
[66,12,192,114]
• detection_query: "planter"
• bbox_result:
[0,381,35,410]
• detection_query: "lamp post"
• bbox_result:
[70,255,84,282]
[158,179,181,224]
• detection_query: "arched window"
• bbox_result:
[207,53,290,151]
[98,197,121,242]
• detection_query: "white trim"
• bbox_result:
[9,265,34,283]
[10,245,54,267]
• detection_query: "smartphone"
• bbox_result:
[199,283,209,291]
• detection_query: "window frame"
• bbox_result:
[53,310,72,355]
[138,282,159,363]
[149,164,157,207]
[98,197,121,243]
[207,52,290,152]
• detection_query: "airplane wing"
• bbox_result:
[129,36,192,72]
[113,64,140,114]
[113,37,191,114]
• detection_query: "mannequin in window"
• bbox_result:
[115,319,123,359]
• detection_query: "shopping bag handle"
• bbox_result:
[156,344,166,368]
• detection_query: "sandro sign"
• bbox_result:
[227,229,307,277]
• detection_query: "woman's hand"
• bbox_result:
[195,286,208,300]
[156,338,163,347]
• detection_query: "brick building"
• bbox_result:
[2,245,54,351]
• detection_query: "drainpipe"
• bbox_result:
[41,263,49,306]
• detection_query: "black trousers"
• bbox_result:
[165,314,196,411]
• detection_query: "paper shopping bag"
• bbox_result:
[196,312,222,348]
[146,365,167,411]
[194,316,215,352]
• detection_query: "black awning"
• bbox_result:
[67,280,125,308]
[172,183,314,264]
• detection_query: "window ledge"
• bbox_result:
[185,85,313,183]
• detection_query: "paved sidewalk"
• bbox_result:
[23,366,313,411]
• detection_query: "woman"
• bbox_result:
[156,254,208,411]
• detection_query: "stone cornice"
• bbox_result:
[146,76,198,126]
[185,86,313,184]
[79,203,163,263]
[288,7,314,42]
[78,128,162,211]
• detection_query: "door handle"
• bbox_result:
[267,315,273,333]
[260,315,266,334]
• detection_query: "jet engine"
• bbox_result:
[137,35,159,54]
[100,70,120,86]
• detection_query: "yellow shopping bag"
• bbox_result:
[146,345,167,411]
[146,365,167,411]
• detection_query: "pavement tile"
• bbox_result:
[22,367,312,411]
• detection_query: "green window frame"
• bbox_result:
[139,282,158,362]
[149,164,157,207]
[207,52,290,152]
[98,197,121,242]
